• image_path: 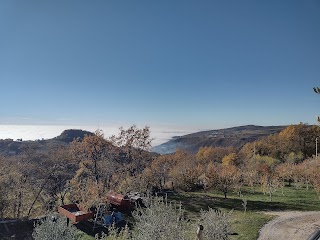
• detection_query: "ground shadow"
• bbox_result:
[0,219,34,240]
[169,193,309,216]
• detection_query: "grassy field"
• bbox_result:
[67,185,320,240]
[168,185,320,240]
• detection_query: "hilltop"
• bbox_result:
[0,129,93,156]
[53,129,94,143]
[152,125,287,154]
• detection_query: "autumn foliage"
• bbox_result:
[1,123,320,221]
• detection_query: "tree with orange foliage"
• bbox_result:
[245,154,280,199]
[275,162,294,195]
[170,149,203,191]
[196,146,235,164]
[70,130,111,185]
[240,124,320,161]
[70,130,114,210]
[70,169,102,210]
[222,153,239,166]
[141,154,175,191]
[206,163,240,199]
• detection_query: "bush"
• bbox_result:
[97,198,231,240]
[199,208,230,240]
[131,198,191,240]
[32,216,79,240]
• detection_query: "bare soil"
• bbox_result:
[258,211,320,240]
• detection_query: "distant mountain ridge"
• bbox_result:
[0,129,93,156]
[0,126,287,156]
[152,125,287,154]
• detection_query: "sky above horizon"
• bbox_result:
[1,1,320,144]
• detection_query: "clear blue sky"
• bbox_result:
[1,0,320,130]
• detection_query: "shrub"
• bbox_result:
[199,208,230,240]
[99,223,130,240]
[131,198,191,240]
[97,198,231,240]
[32,216,78,240]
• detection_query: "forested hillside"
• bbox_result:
[1,124,320,239]
[153,125,286,154]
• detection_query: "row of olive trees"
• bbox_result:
[33,198,230,240]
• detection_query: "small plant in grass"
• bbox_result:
[32,216,78,240]
[241,197,247,213]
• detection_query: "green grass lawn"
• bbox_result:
[75,185,320,240]
[168,185,320,240]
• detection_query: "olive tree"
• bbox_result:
[199,208,230,240]
[131,198,191,240]
[32,216,78,240]
[97,196,231,240]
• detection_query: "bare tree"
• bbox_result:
[110,125,154,190]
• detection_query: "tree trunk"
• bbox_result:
[94,158,99,184]
[27,183,46,218]
[27,166,57,218]
[60,195,65,205]
[16,191,22,219]
[16,176,27,219]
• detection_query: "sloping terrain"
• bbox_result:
[153,125,286,154]
[0,129,93,156]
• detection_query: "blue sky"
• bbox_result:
[1,0,320,139]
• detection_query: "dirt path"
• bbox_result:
[258,211,320,240]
